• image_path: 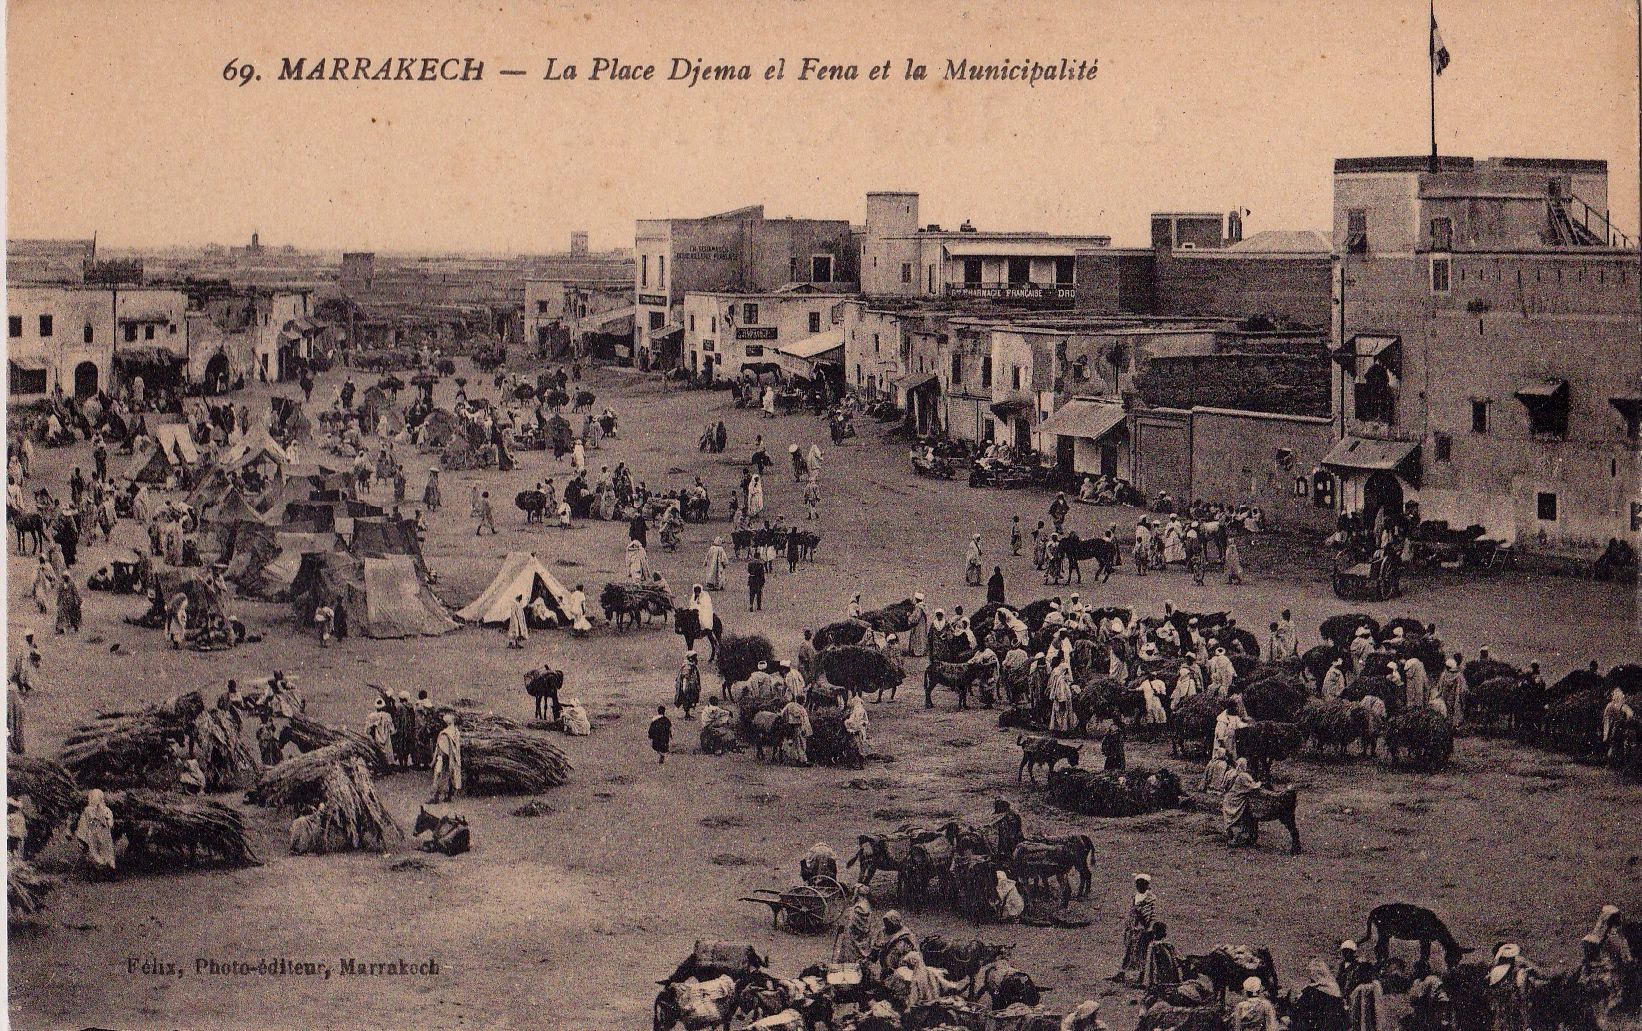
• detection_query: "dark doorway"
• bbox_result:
[1013,418,1031,452]
[204,352,231,395]
[73,361,99,399]
[1362,471,1404,535]
[1055,435,1074,474]
[1100,443,1119,478]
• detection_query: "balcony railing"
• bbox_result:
[944,283,1075,301]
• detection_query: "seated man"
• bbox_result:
[994,869,1026,923]
[525,595,558,629]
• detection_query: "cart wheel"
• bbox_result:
[787,909,825,935]
[809,875,845,896]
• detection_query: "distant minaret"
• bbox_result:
[570,231,589,255]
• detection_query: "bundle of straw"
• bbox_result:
[459,728,572,795]
[250,744,358,807]
[107,790,261,869]
[191,709,263,791]
[274,755,402,854]
[313,757,403,851]
[278,713,389,772]
[58,691,206,789]
[7,756,80,857]
[7,861,55,923]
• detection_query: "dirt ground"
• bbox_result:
[8,362,1641,1031]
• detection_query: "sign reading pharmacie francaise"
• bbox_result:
[735,327,778,341]
[637,294,667,306]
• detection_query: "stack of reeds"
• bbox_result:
[7,861,55,923]
[858,599,915,633]
[450,714,572,795]
[107,789,261,869]
[251,749,401,853]
[58,691,206,789]
[191,708,262,791]
[278,713,389,772]
[7,756,80,857]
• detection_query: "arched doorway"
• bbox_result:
[204,352,231,395]
[1362,471,1404,536]
[73,361,99,399]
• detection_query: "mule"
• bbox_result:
[1009,837,1094,904]
[525,667,563,721]
[1240,787,1302,854]
[9,508,45,555]
[413,807,471,856]
[673,607,723,662]
[1363,903,1471,970]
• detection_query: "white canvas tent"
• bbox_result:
[219,425,292,470]
[457,552,575,624]
[360,555,457,638]
[152,423,200,465]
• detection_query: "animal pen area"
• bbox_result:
[6,357,1641,1031]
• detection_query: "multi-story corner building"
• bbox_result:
[859,191,1110,304]
[680,286,849,383]
[635,205,857,369]
[1326,155,1639,552]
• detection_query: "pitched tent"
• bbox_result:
[124,446,178,485]
[219,425,291,471]
[224,521,278,583]
[359,556,457,638]
[211,489,264,526]
[186,466,236,511]
[151,424,200,466]
[457,552,574,625]
[350,517,430,580]
[291,553,454,639]
[201,492,266,557]
[290,552,366,634]
[233,530,342,600]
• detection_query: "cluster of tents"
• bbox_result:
[122,394,592,642]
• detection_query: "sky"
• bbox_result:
[6,0,1640,253]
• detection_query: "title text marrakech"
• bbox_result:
[275,56,1098,87]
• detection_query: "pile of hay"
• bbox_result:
[7,861,55,924]
[191,708,263,791]
[718,633,775,686]
[1383,709,1455,770]
[1171,693,1222,756]
[107,790,261,869]
[811,619,870,652]
[433,711,572,795]
[1319,614,1381,650]
[58,691,206,789]
[858,599,915,633]
[268,756,403,854]
[1240,677,1308,723]
[7,756,80,858]
[1046,766,1182,816]
[815,646,904,697]
[279,713,390,771]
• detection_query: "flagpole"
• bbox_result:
[1428,0,1438,173]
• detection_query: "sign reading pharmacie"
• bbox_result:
[637,293,668,307]
[735,326,778,341]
